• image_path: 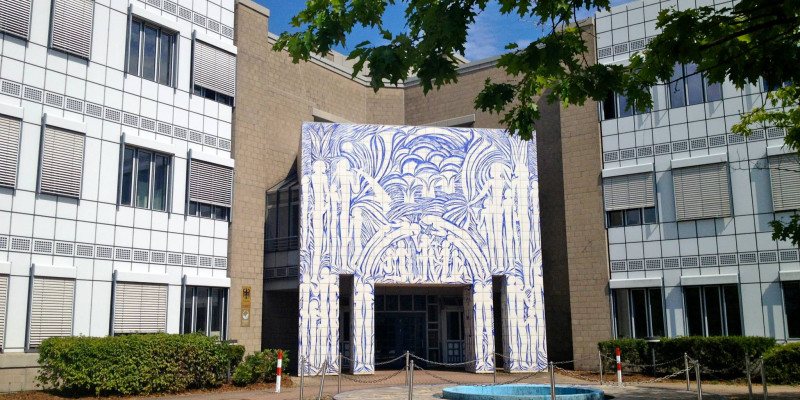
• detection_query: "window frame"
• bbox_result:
[188,200,230,221]
[782,281,800,339]
[683,284,742,337]
[613,287,665,339]
[606,206,657,228]
[120,146,171,212]
[181,286,228,339]
[127,18,177,87]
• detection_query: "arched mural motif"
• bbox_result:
[299,123,546,374]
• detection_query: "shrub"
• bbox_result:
[763,342,800,384]
[232,349,290,386]
[37,334,241,396]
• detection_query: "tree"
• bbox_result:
[274,0,800,243]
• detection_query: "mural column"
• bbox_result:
[298,275,340,375]
[350,277,375,374]
[501,274,547,372]
[464,280,495,372]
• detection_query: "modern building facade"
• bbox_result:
[596,0,799,342]
[0,0,237,389]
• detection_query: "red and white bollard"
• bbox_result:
[616,347,622,386]
[275,350,283,393]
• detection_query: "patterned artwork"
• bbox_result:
[299,123,546,374]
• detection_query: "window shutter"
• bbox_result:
[193,40,236,97]
[603,172,655,211]
[40,126,85,198]
[50,0,94,59]
[673,163,731,220]
[770,154,800,212]
[29,277,74,348]
[0,0,32,39]
[0,115,21,188]
[114,282,167,334]
[0,275,7,351]
[189,160,233,207]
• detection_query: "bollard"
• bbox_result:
[616,347,622,387]
[299,357,305,400]
[318,360,327,400]
[338,353,343,393]
[549,362,556,400]
[405,351,410,386]
[599,351,603,385]
[684,353,691,391]
[494,364,497,384]
[695,361,703,400]
[760,356,768,400]
[746,354,753,400]
[408,360,414,400]
[276,350,283,393]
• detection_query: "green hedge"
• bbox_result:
[763,342,800,384]
[232,349,290,386]
[37,334,244,396]
[598,336,777,377]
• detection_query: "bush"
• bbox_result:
[763,342,800,384]
[599,336,777,376]
[232,349,290,386]
[37,334,242,396]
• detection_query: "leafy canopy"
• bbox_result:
[274,0,800,241]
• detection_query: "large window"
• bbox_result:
[120,147,170,212]
[614,288,664,338]
[39,126,85,198]
[0,0,32,40]
[187,159,233,221]
[182,286,227,338]
[673,163,731,221]
[769,154,800,212]
[265,182,300,252]
[127,19,176,86]
[192,40,236,105]
[600,90,652,121]
[668,63,723,108]
[0,114,21,189]
[28,277,74,348]
[684,285,742,337]
[783,281,800,339]
[113,282,167,334]
[603,172,657,227]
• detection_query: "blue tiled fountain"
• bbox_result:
[442,384,604,400]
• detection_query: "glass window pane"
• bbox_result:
[399,295,413,311]
[385,295,398,311]
[631,289,649,338]
[685,63,704,105]
[414,295,426,311]
[705,78,722,102]
[152,154,168,211]
[625,208,641,226]
[602,92,616,120]
[608,211,624,228]
[214,206,227,221]
[643,207,657,224]
[209,288,222,337]
[142,25,158,81]
[136,151,152,209]
[614,289,632,338]
[199,203,212,218]
[195,287,208,334]
[669,63,686,108]
[784,282,800,338]
[183,287,193,334]
[189,201,198,216]
[278,200,290,237]
[446,312,462,340]
[128,22,141,76]
[723,285,742,336]
[685,287,704,336]
[120,148,135,206]
[618,93,633,118]
[649,288,665,337]
[158,33,172,85]
[375,295,385,311]
[704,286,723,336]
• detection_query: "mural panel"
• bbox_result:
[299,123,545,374]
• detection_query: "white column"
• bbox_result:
[350,278,374,374]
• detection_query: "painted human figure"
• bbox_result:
[333,158,358,266]
[395,241,411,280]
[380,246,395,278]
[415,233,433,281]
[438,239,453,281]
[512,160,533,285]
[310,161,329,274]
[473,163,507,270]
[328,185,341,270]
[350,207,364,272]
[502,189,516,272]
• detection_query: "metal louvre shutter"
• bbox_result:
[189,160,233,207]
[0,0,32,39]
[40,126,84,198]
[0,275,7,351]
[114,283,167,334]
[194,40,236,97]
[603,172,655,211]
[29,277,74,347]
[50,0,94,59]
[770,154,800,211]
[0,115,20,188]
[673,163,731,220]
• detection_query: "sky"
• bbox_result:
[255,0,632,62]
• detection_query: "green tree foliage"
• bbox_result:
[232,349,290,386]
[274,0,800,242]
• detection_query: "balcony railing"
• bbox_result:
[265,236,299,253]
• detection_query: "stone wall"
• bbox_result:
[0,354,40,393]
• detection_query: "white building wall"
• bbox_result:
[0,0,235,351]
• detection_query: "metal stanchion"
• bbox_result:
[318,360,327,400]
[694,361,703,400]
[549,362,556,400]
[599,351,604,385]
[746,354,753,400]
[760,356,768,400]
[338,353,343,393]
[684,353,691,391]
[408,360,414,400]
[405,351,410,386]
[616,347,622,387]
[494,364,497,384]
[299,357,305,400]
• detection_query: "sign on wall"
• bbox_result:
[241,286,251,327]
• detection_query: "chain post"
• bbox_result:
[759,356,768,400]
[408,360,414,400]
[494,364,497,384]
[338,353,343,394]
[598,351,603,385]
[684,353,690,391]
[746,353,753,400]
[548,362,556,400]
[318,360,327,400]
[694,361,703,400]
[405,351,410,386]
[299,357,304,400]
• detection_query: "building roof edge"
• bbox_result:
[236,0,270,18]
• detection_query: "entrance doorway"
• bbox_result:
[375,312,425,367]
[443,309,465,363]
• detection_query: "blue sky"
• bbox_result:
[255,1,631,61]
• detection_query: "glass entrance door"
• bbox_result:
[375,312,425,367]
[443,309,465,363]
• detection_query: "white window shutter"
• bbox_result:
[193,40,236,97]
[0,115,21,188]
[189,160,233,207]
[0,0,32,39]
[603,172,655,211]
[0,275,7,351]
[770,154,800,212]
[40,126,85,198]
[114,282,167,334]
[29,277,75,348]
[50,0,94,59]
[673,163,731,220]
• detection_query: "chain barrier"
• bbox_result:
[617,366,693,385]
[339,367,407,384]
[498,368,547,385]
[619,356,685,368]
[341,353,409,366]
[412,363,464,385]
[552,365,604,384]
[410,353,477,367]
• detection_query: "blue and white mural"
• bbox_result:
[299,123,545,374]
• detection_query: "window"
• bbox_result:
[603,172,657,227]
[182,286,227,338]
[265,175,300,253]
[0,0,32,40]
[769,154,800,212]
[28,277,74,348]
[113,282,167,334]
[684,285,741,337]
[120,147,170,211]
[673,163,731,220]
[617,93,634,118]
[39,126,85,198]
[783,281,800,339]
[667,63,723,107]
[0,275,7,352]
[50,0,94,58]
[668,63,686,108]
[614,288,664,338]
[600,91,650,121]
[0,115,21,189]
[127,19,176,86]
[187,159,233,221]
[601,92,616,120]
[705,76,723,102]
[192,40,236,105]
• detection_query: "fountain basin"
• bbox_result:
[441,384,604,400]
